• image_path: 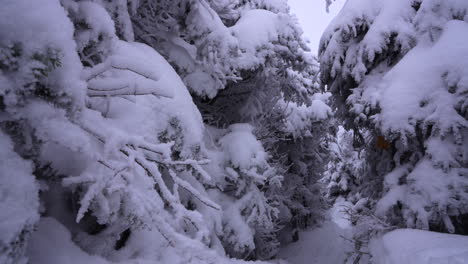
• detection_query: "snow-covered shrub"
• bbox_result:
[369,228,468,264]
[320,0,468,236]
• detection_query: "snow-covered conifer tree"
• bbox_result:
[323,127,367,201]
[320,0,468,238]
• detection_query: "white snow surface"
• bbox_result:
[27,218,110,264]
[2,1,467,264]
[320,0,416,82]
[278,201,352,264]
[0,0,87,105]
[27,217,272,264]
[231,9,283,52]
[220,124,267,170]
[379,20,468,135]
[84,39,205,154]
[278,222,348,264]
[275,93,332,138]
[370,229,468,264]
[373,20,468,230]
[279,201,468,264]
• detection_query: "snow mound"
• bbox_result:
[370,229,468,264]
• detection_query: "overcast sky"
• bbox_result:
[288,0,345,54]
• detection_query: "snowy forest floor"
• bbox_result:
[278,200,352,264]
[27,196,468,264]
[277,199,468,264]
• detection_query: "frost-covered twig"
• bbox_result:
[78,123,220,211]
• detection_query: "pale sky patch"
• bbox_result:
[288,0,346,54]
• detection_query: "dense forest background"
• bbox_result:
[0,0,467,263]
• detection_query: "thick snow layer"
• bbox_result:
[220,124,267,170]
[373,20,468,230]
[231,9,282,52]
[320,0,468,232]
[124,41,205,150]
[279,205,468,264]
[320,0,416,82]
[370,229,468,264]
[0,0,86,105]
[84,39,205,153]
[228,8,299,70]
[379,20,468,134]
[279,224,468,264]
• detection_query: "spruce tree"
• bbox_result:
[320,0,468,239]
